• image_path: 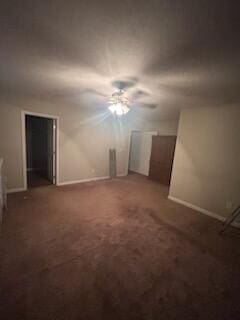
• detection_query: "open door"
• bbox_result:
[47,119,56,184]
[52,119,57,184]
[149,136,177,185]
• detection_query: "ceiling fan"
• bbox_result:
[108,89,130,115]
[83,79,157,116]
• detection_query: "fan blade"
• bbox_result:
[81,89,108,97]
[132,102,157,109]
[130,89,149,100]
[111,77,138,91]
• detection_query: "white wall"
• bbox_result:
[169,106,240,219]
[0,100,128,190]
[0,97,179,190]
[145,119,179,135]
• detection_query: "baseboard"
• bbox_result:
[58,173,129,186]
[117,172,128,177]
[57,176,110,186]
[7,187,26,194]
[168,195,240,229]
[6,174,129,192]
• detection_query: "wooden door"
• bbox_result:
[149,136,176,185]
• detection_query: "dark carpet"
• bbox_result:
[1,174,240,320]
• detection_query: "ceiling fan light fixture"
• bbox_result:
[108,90,130,116]
[108,103,130,116]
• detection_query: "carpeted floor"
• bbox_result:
[27,170,52,188]
[1,174,240,320]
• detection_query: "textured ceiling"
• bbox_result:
[0,0,239,119]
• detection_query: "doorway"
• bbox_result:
[128,131,158,176]
[22,112,58,189]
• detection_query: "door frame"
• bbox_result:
[21,110,60,190]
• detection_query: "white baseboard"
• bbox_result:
[117,172,128,177]
[6,173,129,192]
[58,173,128,187]
[7,187,26,194]
[57,176,110,186]
[168,195,240,228]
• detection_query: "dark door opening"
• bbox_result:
[26,115,55,188]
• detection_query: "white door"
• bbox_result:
[129,131,157,176]
[139,131,158,175]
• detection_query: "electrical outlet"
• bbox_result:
[91,169,95,173]
[226,201,233,210]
